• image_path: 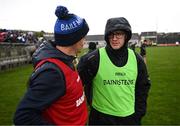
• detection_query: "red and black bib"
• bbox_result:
[35,58,88,125]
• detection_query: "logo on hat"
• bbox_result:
[60,18,83,33]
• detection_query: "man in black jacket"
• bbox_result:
[77,17,151,125]
[88,42,97,53]
[140,39,147,64]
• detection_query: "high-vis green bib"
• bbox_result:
[92,48,137,117]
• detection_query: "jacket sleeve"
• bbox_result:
[77,50,99,105]
[134,53,151,120]
[13,62,65,125]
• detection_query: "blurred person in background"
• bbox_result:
[140,39,147,64]
[88,42,97,53]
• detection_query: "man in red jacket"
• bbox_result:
[13,5,89,125]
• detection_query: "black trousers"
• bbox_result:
[88,107,141,125]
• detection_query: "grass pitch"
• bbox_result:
[142,46,180,125]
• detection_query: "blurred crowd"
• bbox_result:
[0,29,45,44]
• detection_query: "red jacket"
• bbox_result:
[36,58,88,125]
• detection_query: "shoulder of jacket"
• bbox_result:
[80,49,99,62]
[32,62,63,79]
[134,52,143,62]
[87,49,99,61]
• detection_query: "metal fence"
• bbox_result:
[0,42,35,71]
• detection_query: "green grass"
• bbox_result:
[0,65,33,124]
[142,46,180,125]
[0,46,180,125]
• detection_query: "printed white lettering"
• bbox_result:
[76,19,82,25]
[60,19,82,32]
[72,21,77,27]
[61,24,65,31]
[76,92,85,107]
[69,23,74,29]
[65,24,70,30]
[77,75,80,82]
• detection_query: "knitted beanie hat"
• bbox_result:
[54,5,89,46]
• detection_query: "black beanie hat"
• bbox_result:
[54,6,89,46]
[104,17,132,43]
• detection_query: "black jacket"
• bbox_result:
[77,45,151,121]
[13,41,75,125]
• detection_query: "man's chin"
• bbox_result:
[112,46,121,50]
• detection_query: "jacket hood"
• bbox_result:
[32,41,75,67]
[104,17,132,44]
